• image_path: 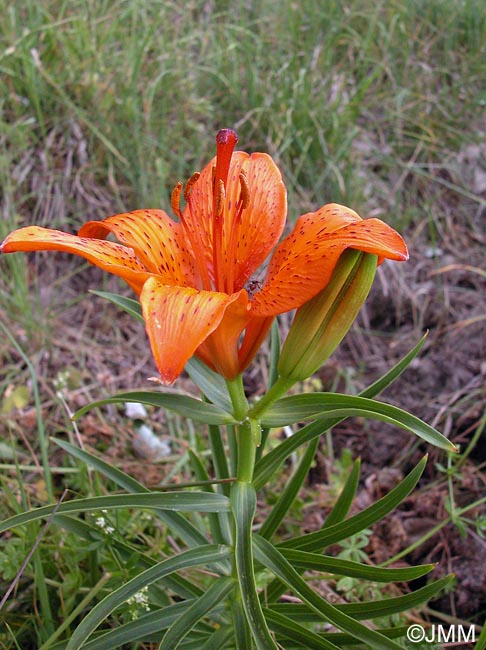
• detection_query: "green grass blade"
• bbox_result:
[65,544,230,650]
[73,391,235,425]
[159,577,234,650]
[52,438,209,548]
[0,491,231,534]
[278,457,427,551]
[259,438,319,540]
[253,536,403,650]
[323,458,360,527]
[260,393,456,452]
[279,548,434,582]
[231,482,278,650]
[264,609,340,650]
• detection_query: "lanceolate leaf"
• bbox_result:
[323,458,360,528]
[259,438,319,540]
[279,548,434,582]
[0,492,231,534]
[260,393,456,452]
[264,608,341,650]
[79,601,195,650]
[159,577,234,650]
[278,457,427,552]
[270,575,455,621]
[185,357,233,412]
[73,391,235,425]
[53,438,210,549]
[65,544,231,650]
[91,290,144,321]
[254,536,403,650]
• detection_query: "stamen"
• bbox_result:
[183,172,200,202]
[238,170,250,210]
[215,179,225,217]
[171,181,183,218]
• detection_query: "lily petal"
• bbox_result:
[1,226,152,293]
[78,209,198,287]
[183,152,287,293]
[251,203,408,316]
[140,278,248,385]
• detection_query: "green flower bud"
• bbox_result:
[278,250,378,381]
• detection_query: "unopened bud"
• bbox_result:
[278,250,377,381]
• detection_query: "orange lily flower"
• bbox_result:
[1,129,408,384]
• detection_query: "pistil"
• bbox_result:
[213,128,238,292]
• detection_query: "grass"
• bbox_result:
[1,0,485,647]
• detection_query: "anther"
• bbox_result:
[215,179,225,217]
[183,172,200,202]
[171,181,183,218]
[238,170,250,209]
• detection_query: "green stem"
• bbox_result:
[236,420,257,483]
[248,375,294,420]
[231,482,278,650]
[226,375,249,421]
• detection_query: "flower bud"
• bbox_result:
[278,250,377,381]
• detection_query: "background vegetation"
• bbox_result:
[1,0,485,647]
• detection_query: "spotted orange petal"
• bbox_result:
[140,278,248,385]
[183,151,287,293]
[78,209,198,287]
[251,203,408,316]
[1,226,152,294]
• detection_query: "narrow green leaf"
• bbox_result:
[278,457,427,551]
[359,333,428,399]
[200,627,234,650]
[67,601,194,650]
[159,577,234,650]
[231,482,279,650]
[259,438,319,540]
[323,458,360,528]
[186,358,233,412]
[254,536,403,650]
[90,290,144,322]
[65,545,230,650]
[253,419,330,489]
[279,548,434,582]
[263,458,361,604]
[187,450,228,544]
[260,393,456,452]
[474,621,486,650]
[265,609,340,650]
[0,492,230,534]
[270,575,455,621]
[73,391,235,425]
[53,438,209,549]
